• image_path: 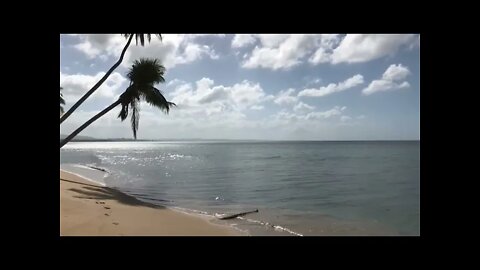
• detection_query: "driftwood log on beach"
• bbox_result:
[216,209,259,220]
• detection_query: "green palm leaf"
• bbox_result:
[122,34,162,46]
[118,58,175,139]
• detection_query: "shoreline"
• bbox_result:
[60,169,245,236]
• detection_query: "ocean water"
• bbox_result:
[60,141,420,236]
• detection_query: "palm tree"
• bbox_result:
[60,58,175,148]
[60,87,65,115]
[59,34,163,125]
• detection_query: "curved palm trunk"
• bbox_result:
[60,34,134,125]
[60,100,121,148]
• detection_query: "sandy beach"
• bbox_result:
[60,170,243,236]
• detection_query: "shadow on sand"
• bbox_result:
[61,178,165,209]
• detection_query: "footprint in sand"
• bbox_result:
[105,213,109,216]
[104,206,111,209]
[113,222,119,225]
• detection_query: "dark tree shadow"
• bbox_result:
[62,178,164,209]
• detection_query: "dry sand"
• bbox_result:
[60,170,243,236]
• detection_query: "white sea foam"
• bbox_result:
[61,164,108,186]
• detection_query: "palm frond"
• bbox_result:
[118,57,175,139]
[118,90,142,139]
[127,58,165,85]
[118,86,135,120]
[138,34,145,46]
[130,99,140,139]
[122,34,162,45]
[118,103,129,121]
[143,87,176,113]
[60,87,65,113]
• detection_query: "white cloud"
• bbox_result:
[242,34,323,70]
[356,115,366,120]
[60,71,127,102]
[275,105,347,122]
[308,34,342,65]
[166,78,186,88]
[250,105,264,110]
[196,77,215,92]
[274,111,300,122]
[274,88,298,105]
[298,74,364,97]
[340,115,352,122]
[60,101,359,141]
[184,43,218,61]
[362,64,411,95]
[309,48,331,64]
[124,35,219,69]
[331,34,418,64]
[60,108,122,131]
[306,106,345,120]
[382,63,410,81]
[189,34,226,38]
[231,34,257,48]
[73,34,125,59]
[362,80,410,95]
[293,102,315,113]
[73,42,101,58]
[168,78,272,116]
[237,34,417,69]
[257,34,290,47]
[71,34,221,69]
[231,81,271,108]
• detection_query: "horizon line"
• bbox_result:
[62,138,420,142]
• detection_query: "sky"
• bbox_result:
[60,34,420,140]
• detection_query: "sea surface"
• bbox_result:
[60,141,420,236]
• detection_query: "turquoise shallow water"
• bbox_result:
[60,141,420,236]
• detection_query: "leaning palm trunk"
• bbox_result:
[60,100,121,148]
[59,35,134,125]
[60,87,65,115]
